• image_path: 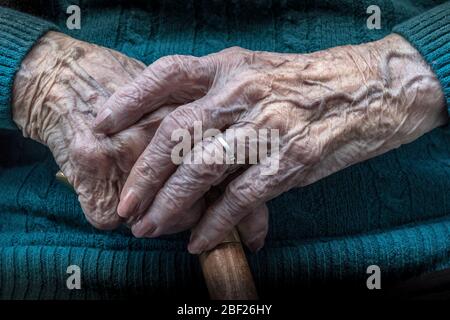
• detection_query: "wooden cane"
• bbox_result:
[199,228,258,299]
[56,171,258,300]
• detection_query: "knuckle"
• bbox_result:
[112,84,143,110]
[152,136,173,158]
[208,46,249,68]
[164,106,198,131]
[158,188,182,214]
[221,75,266,104]
[150,194,188,232]
[183,162,208,182]
[184,162,219,185]
[151,55,212,85]
[175,55,200,72]
[164,109,185,128]
[166,108,187,126]
[218,46,253,67]
[219,46,246,56]
[152,55,192,76]
[134,157,159,183]
[243,74,272,102]
[212,211,235,232]
[154,55,181,70]
[145,56,183,83]
[224,184,254,214]
[291,138,322,165]
[71,142,108,166]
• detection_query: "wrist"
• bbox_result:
[343,34,447,152]
[284,34,447,166]
[11,31,80,143]
[367,34,447,134]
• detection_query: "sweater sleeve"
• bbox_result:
[393,2,450,117]
[0,6,59,130]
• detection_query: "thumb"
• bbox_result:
[94,54,215,134]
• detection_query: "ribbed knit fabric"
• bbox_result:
[0,0,450,299]
[394,1,450,114]
[0,7,58,130]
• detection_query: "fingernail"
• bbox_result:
[131,219,144,237]
[94,108,112,132]
[188,236,209,254]
[246,237,265,253]
[117,190,139,218]
[131,219,156,238]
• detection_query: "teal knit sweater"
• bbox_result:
[0,0,449,299]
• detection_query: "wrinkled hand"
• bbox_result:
[11,31,204,230]
[94,34,447,253]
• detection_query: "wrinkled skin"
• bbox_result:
[95,34,447,254]
[11,31,205,230]
[11,31,264,247]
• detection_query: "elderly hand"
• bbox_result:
[11,31,205,230]
[94,34,447,253]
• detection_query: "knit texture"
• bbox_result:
[0,0,450,299]
[394,1,450,115]
[0,7,58,130]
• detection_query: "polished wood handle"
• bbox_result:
[56,171,258,300]
[199,228,258,300]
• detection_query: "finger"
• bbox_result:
[132,198,205,237]
[237,203,269,252]
[131,132,239,238]
[188,164,277,254]
[117,94,240,220]
[94,54,216,134]
[110,105,177,174]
